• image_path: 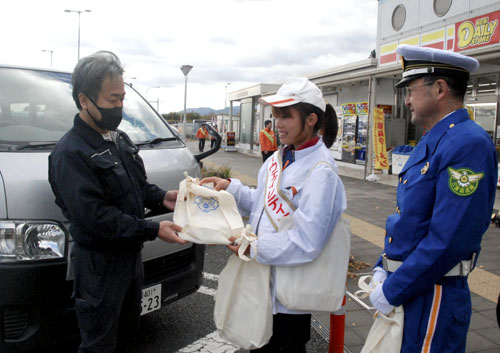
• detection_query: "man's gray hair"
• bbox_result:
[72,51,124,110]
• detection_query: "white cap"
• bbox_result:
[259,77,326,112]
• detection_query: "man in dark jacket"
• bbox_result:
[49,51,187,353]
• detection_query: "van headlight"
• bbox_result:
[0,221,66,263]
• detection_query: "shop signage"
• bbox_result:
[356,102,369,115]
[373,108,389,170]
[342,103,357,116]
[379,10,500,66]
[226,131,235,146]
[455,10,500,51]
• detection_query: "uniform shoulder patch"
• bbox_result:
[447,167,484,196]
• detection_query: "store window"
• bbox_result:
[434,0,452,17]
[467,103,496,141]
[392,5,406,31]
[477,74,497,95]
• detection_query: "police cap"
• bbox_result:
[395,44,479,88]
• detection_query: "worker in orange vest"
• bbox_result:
[196,124,208,152]
[259,119,278,162]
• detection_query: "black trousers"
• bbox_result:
[211,138,216,149]
[251,313,311,353]
[198,138,205,152]
[496,292,500,329]
[72,245,143,353]
[262,151,273,162]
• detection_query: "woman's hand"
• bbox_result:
[199,177,230,191]
[226,236,250,257]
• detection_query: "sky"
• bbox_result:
[1,0,378,113]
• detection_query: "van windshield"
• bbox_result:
[0,67,176,151]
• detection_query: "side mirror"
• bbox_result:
[195,124,221,162]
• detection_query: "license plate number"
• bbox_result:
[141,284,161,316]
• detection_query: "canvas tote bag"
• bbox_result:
[355,275,404,353]
[213,227,273,349]
[275,217,351,312]
[266,157,351,312]
[173,173,244,244]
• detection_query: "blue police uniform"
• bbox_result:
[375,108,497,352]
[49,115,166,353]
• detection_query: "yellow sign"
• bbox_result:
[373,108,389,170]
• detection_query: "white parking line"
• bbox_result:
[198,285,217,297]
[176,331,239,353]
[202,272,220,282]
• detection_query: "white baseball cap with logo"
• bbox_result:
[259,77,326,112]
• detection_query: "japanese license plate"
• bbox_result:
[141,284,161,316]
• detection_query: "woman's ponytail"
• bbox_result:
[320,103,338,148]
[289,102,339,148]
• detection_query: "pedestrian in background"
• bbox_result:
[201,77,346,352]
[369,44,497,352]
[259,119,278,162]
[210,124,219,149]
[48,51,187,353]
[196,123,208,152]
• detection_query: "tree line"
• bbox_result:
[162,111,213,124]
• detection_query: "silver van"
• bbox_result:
[0,65,217,352]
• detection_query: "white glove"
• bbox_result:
[369,283,395,315]
[372,266,388,287]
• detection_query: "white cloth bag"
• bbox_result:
[173,173,244,244]
[213,228,273,349]
[355,275,404,353]
[275,217,351,312]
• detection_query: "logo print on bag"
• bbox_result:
[193,196,220,213]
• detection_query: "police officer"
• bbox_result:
[369,45,497,352]
[48,51,187,353]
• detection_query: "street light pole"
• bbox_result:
[224,83,231,113]
[146,86,160,112]
[64,9,91,61]
[41,50,54,67]
[180,65,193,138]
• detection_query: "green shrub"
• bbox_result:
[201,164,232,178]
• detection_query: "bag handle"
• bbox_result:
[354,275,376,299]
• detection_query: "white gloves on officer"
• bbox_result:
[372,266,387,286]
[369,267,395,315]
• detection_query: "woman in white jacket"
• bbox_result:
[201,77,347,353]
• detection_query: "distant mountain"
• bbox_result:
[179,106,240,116]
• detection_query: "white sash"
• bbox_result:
[263,151,296,232]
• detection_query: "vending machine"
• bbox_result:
[355,102,369,165]
[341,103,357,163]
[331,106,343,160]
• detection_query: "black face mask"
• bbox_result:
[87,97,123,131]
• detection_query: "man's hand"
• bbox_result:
[163,190,178,211]
[158,221,188,244]
[372,266,388,288]
[199,177,230,191]
[369,283,395,315]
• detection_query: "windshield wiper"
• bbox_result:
[136,137,177,147]
[14,142,58,150]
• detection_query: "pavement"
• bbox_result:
[186,139,500,353]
